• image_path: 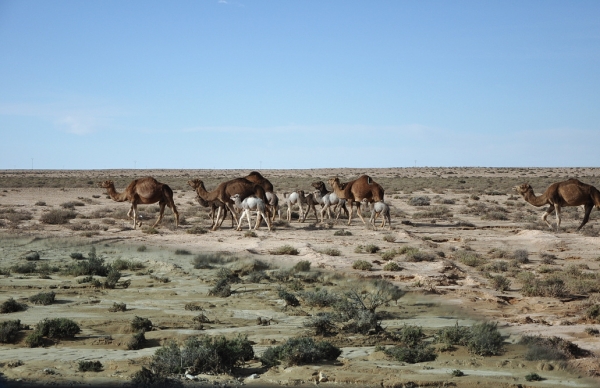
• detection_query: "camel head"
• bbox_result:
[98,180,114,189]
[311,181,325,191]
[187,179,203,189]
[247,171,264,179]
[514,183,532,196]
[328,177,340,188]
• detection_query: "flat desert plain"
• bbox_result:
[1,167,600,388]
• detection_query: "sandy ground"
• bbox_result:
[1,168,600,387]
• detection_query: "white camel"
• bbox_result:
[283,190,306,222]
[266,191,281,222]
[311,181,349,222]
[230,194,271,231]
[363,199,391,229]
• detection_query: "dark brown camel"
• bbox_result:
[515,178,600,231]
[188,180,232,229]
[244,171,279,221]
[328,175,384,225]
[99,177,179,229]
[189,178,268,231]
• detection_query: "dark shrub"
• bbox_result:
[108,302,127,312]
[35,318,81,339]
[29,291,56,305]
[104,268,121,289]
[78,360,103,372]
[131,366,183,388]
[25,331,45,348]
[0,319,24,343]
[278,288,300,307]
[260,337,341,368]
[0,298,26,314]
[208,278,231,297]
[127,331,147,350]
[300,289,337,307]
[352,260,372,271]
[24,251,40,261]
[408,196,430,206]
[385,343,437,364]
[131,316,153,332]
[63,255,110,277]
[303,313,337,336]
[436,322,472,346]
[270,245,299,255]
[293,260,311,272]
[11,262,37,274]
[519,335,589,360]
[525,372,543,381]
[192,253,227,269]
[40,209,77,224]
[467,322,503,356]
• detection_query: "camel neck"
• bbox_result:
[106,186,128,202]
[195,184,219,202]
[523,190,548,206]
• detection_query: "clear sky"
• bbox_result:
[1,0,599,169]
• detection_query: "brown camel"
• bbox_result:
[244,171,279,221]
[515,178,600,231]
[188,178,268,231]
[328,175,384,225]
[99,177,179,229]
[187,180,232,229]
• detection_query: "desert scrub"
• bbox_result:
[519,273,567,298]
[435,322,472,347]
[35,318,81,339]
[143,227,159,234]
[152,335,254,375]
[364,244,381,253]
[397,246,419,255]
[0,319,25,343]
[261,337,341,368]
[29,291,56,305]
[455,250,486,267]
[78,360,103,372]
[269,245,299,255]
[244,230,257,237]
[293,260,311,272]
[525,372,543,382]
[303,313,337,336]
[11,262,37,274]
[408,196,430,206]
[61,201,85,209]
[489,275,511,292]
[512,249,529,264]
[131,316,153,332]
[384,325,437,364]
[174,249,191,255]
[382,234,396,242]
[208,278,231,297]
[40,209,77,224]
[466,321,503,356]
[334,229,352,236]
[413,206,453,219]
[192,253,227,269]
[383,262,402,271]
[137,245,147,252]
[352,260,373,271]
[519,335,587,361]
[299,289,338,307]
[127,331,147,350]
[318,247,340,256]
[380,250,397,261]
[1,298,27,314]
[108,302,127,312]
[405,251,437,262]
[278,288,300,307]
[111,258,145,271]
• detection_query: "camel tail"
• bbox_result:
[591,186,600,208]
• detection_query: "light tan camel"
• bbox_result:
[188,178,268,231]
[244,171,279,221]
[311,180,349,221]
[99,177,179,229]
[515,178,600,231]
[328,175,385,225]
[187,180,231,229]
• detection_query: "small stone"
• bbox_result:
[319,372,328,382]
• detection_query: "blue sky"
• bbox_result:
[1,0,599,169]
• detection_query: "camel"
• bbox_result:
[244,171,279,222]
[98,177,179,229]
[187,180,232,229]
[311,181,349,221]
[300,192,321,222]
[230,194,271,231]
[283,191,306,222]
[515,178,600,232]
[328,175,385,225]
[363,199,391,230]
[188,178,268,231]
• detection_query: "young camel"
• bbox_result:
[187,180,232,229]
[244,171,280,222]
[515,178,600,231]
[283,191,306,222]
[99,177,179,229]
[363,199,391,230]
[189,178,268,231]
[328,175,385,225]
[230,194,271,231]
[311,181,349,221]
[300,192,321,222]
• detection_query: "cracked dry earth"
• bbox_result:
[1,167,600,387]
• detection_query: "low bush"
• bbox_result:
[364,244,380,253]
[131,316,153,332]
[269,245,299,255]
[0,319,24,343]
[35,318,81,339]
[293,260,311,272]
[385,325,437,363]
[300,289,338,307]
[397,246,419,255]
[63,255,110,277]
[380,250,397,261]
[405,251,437,262]
[413,206,453,219]
[382,234,396,242]
[112,258,145,271]
[208,278,231,297]
[490,275,511,292]
[520,273,567,298]
[466,322,503,356]
[519,335,589,360]
[24,251,40,261]
[40,209,77,224]
[11,262,37,274]
[525,372,543,382]
[25,331,45,347]
[408,196,430,206]
[352,260,373,271]
[260,337,341,367]
[78,360,103,372]
[175,249,191,255]
[455,250,486,267]
[127,331,147,350]
[0,298,26,314]
[130,366,183,388]
[383,262,402,271]
[192,253,227,269]
[29,291,56,305]
[152,335,254,375]
[103,268,121,289]
[436,322,472,347]
[187,226,208,235]
[108,302,127,312]
[512,249,529,264]
[143,227,159,234]
[303,313,337,336]
[278,288,300,307]
[334,229,352,236]
[319,248,341,256]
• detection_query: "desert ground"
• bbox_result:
[1,167,600,388]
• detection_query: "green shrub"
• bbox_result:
[152,335,254,375]
[380,250,397,261]
[260,337,341,367]
[436,322,472,347]
[382,234,396,243]
[303,313,337,336]
[70,252,85,260]
[35,318,81,339]
[520,273,567,298]
[108,302,127,312]
[0,298,26,314]
[525,372,543,381]
[29,291,56,305]
[63,255,110,277]
[352,260,373,271]
[127,331,147,350]
[130,366,183,388]
[586,305,600,322]
[103,268,121,289]
[278,288,300,307]
[455,250,486,267]
[11,262,37,274]
[208,278,231,297]
[270,245,299,255]
[365,244,380,253]
[40,209,77,224]
[490,275,511,292]
[25,331,45,348]
[300,289,338,307]
[383,262,402,271]
[319,248,341,256]
[175,249,191,255]
[293,260,311,272]
[385,344,438,364]
[451,369,464,377]
[112,258,145,271]
[131,316,153,332]
[466,322,503,356]
[0,319,24,343]
[334,229,352,236]
[24,251,40,261]
[405,251,437,262]
[78,360,103,372]
[397,246,419,255]
[143,227,159,234]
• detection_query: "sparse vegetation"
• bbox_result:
[131,316,153,332]
[352,260,373,271]
[319,247,341,256]
[0,319,25,343]
[78,360,103,372]
[334,229,352,236]
[270,245,299,255]
[293,260,311,272]
[466,322,503,356]
[108,302,127,312]
[29,291,56,305]
[40,209,77,224]
[408,196,430,206]
[383,261,402,271]
[187,226,208,235]
[261,337,341,367]
[1,298,27,314]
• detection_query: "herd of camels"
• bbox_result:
[98,172,600,233]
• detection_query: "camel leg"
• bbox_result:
[153,202,166,228]
[347,202,354,225]
[245,210,253,230]
[213,206,223,231]
[127,207,136,228]
[356,202,366,225]
[254,210,262,230]
[170,201,179,228]
[577,204,594,231]
[554,205,562,231]
[541,205,555,230]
